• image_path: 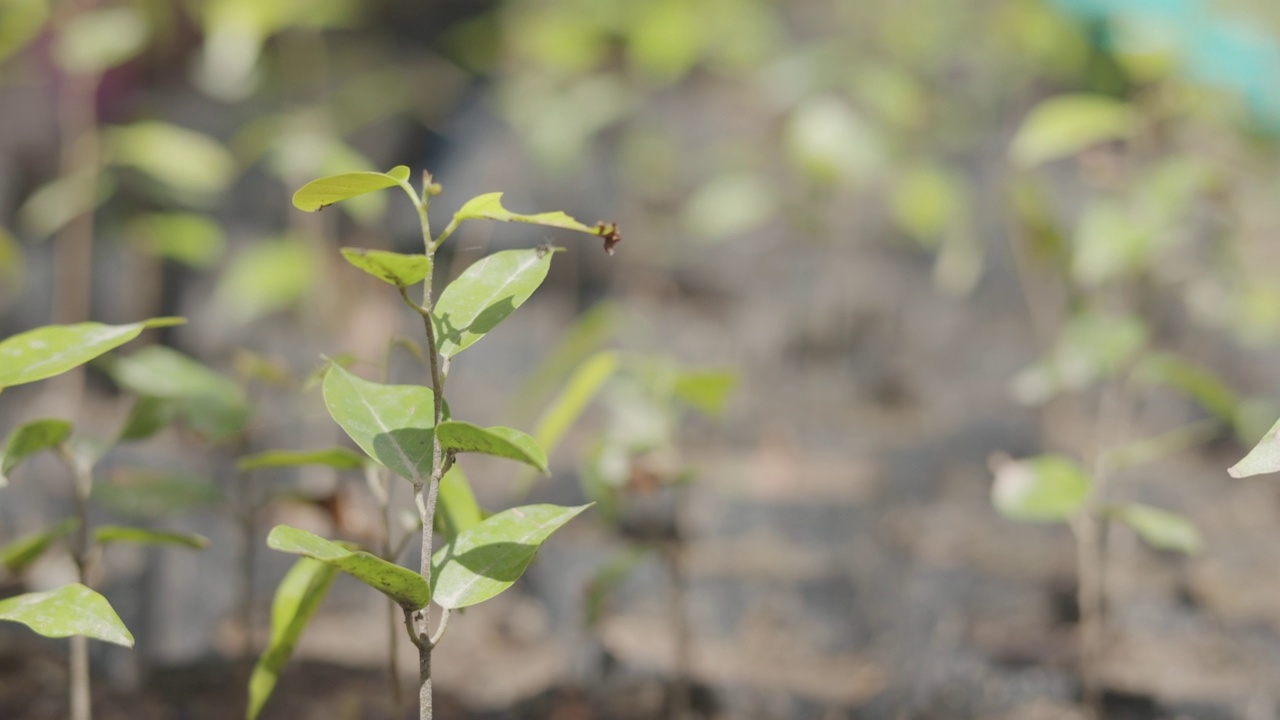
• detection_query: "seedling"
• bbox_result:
[247,167,618,720]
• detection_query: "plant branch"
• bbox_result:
[428,607,451,649]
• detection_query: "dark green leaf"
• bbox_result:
[0,318,184,390]
[237,447,367,472]
[991,454,1090,522]
[1,518,78,573]
[433,248,555,358]
[246,558,338,720]
[0,583,133,646]
[432,503,590,609]
[292,166,411,212]
[321,362,436,485]
[93,526,210,550]
[267,525,430,610]
[1,419,72,485]
[436,421,548,474]
[339,248,432,288]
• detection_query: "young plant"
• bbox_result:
[0,317,217,720]
[247,166,619,720]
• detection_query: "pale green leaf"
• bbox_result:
[0,583,133,647]
[1,518,78,574]
[92,469,223,518]
[1,419,72,485]
[0,318,184,390]
[108,121,236,198]
[128,213,227,268]
[53,6,148,74]
[267,525,430,610]
[433,248,555,358]
[17,167,113,239]
[237,447,367,472]
[93,525,210,550]
[247,558,338,720]
[509,301,621,424]
[1110,503,1202,554]
[682,173,778,241]
[214,237,317,323]
[991,454,1090,522]
[1011,311,1147,405]
[1010,94,1137,168]
[339,248,432,288]
[117,396,178,443]
[1230,415,1280,478]
[534,351,619,456]
[436,421,548,474]
[889,164,965,244]
[103,346,250,443]
[784,95,884,186]
[432,503,590,609]
[291,166,410,212]
[452,192,596,234]
[321,363,436,485]
[674,369,737,417]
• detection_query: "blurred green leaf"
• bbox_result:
[53,6,148,74]
[434,465,483,541]
[93,526,210,550]
[0,0,47,62]
[0,583,133,646]
[682,173,778,241]
[991,454,1090,522]
[128,213,226,268]
[1011,311,1147,405]
[436,421,548,474]
[432,503,590,609]
[92,469,223,518]
[628,0,702,80]
[890,164,966,244]
[103,346,249,443]
[0,318,184,390]
[584,546,651,627]
[784,96,884,186]
[322,362,436,485]
[117,396,178,443]
[1,518,78,574]
[246,557,338,720]
[292,166,410,212]
[0,227,24,303]
[433,248,556,359]
[511,302,621,424]
[17,168,114,239]
[108,121,236,199]
[534,351,619,456]
[1110,503,1202,554]
[674,369,737,417]
[339,248,432,288]
[267,525,430,610]
[0,419,72,486]
[1229,415,1280,478]
[238,447,367,473]
[214,237,317,323]
[1010,94,1136,168]
[1135,353,1238,424]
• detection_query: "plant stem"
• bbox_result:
[58,445,94,720]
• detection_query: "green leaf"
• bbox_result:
[108,121,236,198]
[991,454,1090,522]
[237,447,367,472]
[889,164,965,244]
[0,583,133,647]
[266,525,430,610]
[674,369,737,418]
[1,518,79,574]
[0,226,25,303]
[1010,94,1137,168]
[432,503,590,609]
[681,172,779,242]
[92,469,223,518]
[321,363,436,485]
[433,248,555,358]
[509,301,621,424]
[53,6,148,74]
[1,419,72,485]
[117,396,178,443]
[93,526,210,550]
[291,166,411,212]
[534,351,619,456]
[436,421,548,474]
[214,236,317,323]
[1110,503,1202,554]
[338,248,432,288]
[103,346,250,443]
[0,0,47,62]
[0,318,185,390]
[1230,415,1280,478]
[452,192,597,234]
[434,465,483,541]
[128,213,227,268]
[246,558,338,720]
[1011,311,1147,405]
[1135,353,1239,424]
[784,95,884,186]
[17,167,114,239]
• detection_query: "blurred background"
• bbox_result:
[4,0,1280,717]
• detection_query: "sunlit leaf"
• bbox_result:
[321,362,436,485]
[681,173,778,241]
[1010,94,1137,168]
[1110,503,1202,554]
[238,447,367,472]
[93,525,210,550]
[0,318,184,390]
[1229,415,1280,478]
[0,419,72,486]
[991,454,1090,522]
[436,421,548,474]
[1,519,78,574]
[214,236,317,323]
[339,248,432,288]
[784,95,884,186]
[108,121,237,198]
[432,503,590,609]
[451,192,601,236]
[128,213,227,268]
[267,525,430,610]
[674,369,737,418]
[433,248,555,358]
[246,558,338,720]
[0,583,133,647]
[534,351,619,455]
[434,465,483,541]
[292,166,411,212]
[53,6,148,74]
